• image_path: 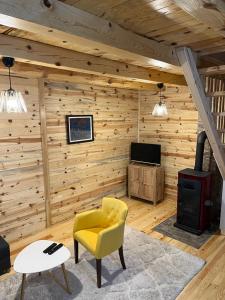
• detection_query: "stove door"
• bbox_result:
[177,177,201,229]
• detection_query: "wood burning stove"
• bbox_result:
[175,131,211,235]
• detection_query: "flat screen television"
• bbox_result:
[130,142,161,165]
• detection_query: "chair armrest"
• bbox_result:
[95,222,125,259]
[73,209,105,234]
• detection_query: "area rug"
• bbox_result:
[153,215,217,249]
[0,227,205,300]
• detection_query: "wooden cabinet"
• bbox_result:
[128,163,164,205]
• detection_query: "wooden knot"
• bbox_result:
[42,0,54,9]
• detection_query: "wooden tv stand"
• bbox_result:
[128,162,164,205]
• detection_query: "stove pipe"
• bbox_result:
[194,131,207,172]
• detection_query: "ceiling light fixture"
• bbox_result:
[152,82,168,117]
[0,57,27,113]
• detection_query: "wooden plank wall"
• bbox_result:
[0,72,199,242]
[139,85,199,199]
[44,81,138,224]
[0,76,46,242]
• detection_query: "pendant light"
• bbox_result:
[152,82,168,117]
[0,57,27,113]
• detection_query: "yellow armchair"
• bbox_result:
[73,197,128,288]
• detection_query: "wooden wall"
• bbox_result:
[0,70,199,242]
[139,86,199,200]
[0,76,46,242]
[44,81,138,225]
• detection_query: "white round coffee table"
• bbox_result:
[14,240,71,300]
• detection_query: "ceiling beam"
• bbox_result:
[199,65,225,76]
[0,34,186,86]
[174,0,225,39]
[0,0,179,69]
[0,61,158,91]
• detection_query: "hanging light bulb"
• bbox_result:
[152,82,168,117]
[0,57,27,113]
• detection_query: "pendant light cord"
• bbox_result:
[159,87,162,105]
[8,66,12,91]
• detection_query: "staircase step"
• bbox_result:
[207,91,225,97]
[212,112,225,116]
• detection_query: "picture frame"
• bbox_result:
[66,115,94,144]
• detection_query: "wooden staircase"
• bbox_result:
[205,76,225,146]
[176,47,225,179]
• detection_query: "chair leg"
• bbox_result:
[119,246,126,269]
[96,259,101,288]
[74,239,78,264]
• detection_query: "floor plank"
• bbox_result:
[1,196,225,299]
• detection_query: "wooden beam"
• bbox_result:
[0,34,186,86]
[177,47,225,179]
[200,65,225,76]
[174,0,225,39]
[0,0,179,69]
[38,78,51,227]
[199,54,225,67]
[0,61,157,91]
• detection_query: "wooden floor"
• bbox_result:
[2,196,225,300]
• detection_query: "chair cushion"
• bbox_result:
[102,197,128,225]
[74,228,105,254]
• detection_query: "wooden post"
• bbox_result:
[220,181,225,235]
[38,78,51,227]
[176,47,225,179]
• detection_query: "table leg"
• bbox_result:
[20,274,26,300]
[61,263,71,294]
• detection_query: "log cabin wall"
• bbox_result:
[44,81,138,225]
[0,76,46,242]
[139,86,199,200]
[0,69,200,242]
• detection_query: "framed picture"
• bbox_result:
[66,115,94,144]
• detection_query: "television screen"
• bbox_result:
[130,142,161,165]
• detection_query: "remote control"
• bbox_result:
[48,243,64,255]
[43,243,57,254]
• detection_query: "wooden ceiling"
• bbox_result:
[59,0,225,60]
[0,0,224,75]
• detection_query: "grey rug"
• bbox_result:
[0,227,205,300]
[153,215,216,249]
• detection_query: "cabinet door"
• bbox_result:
[128,165,141,196]
[142,168,156,186]
[142,184,154,200]
[129,181,140,196]
[129,165,141,181]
